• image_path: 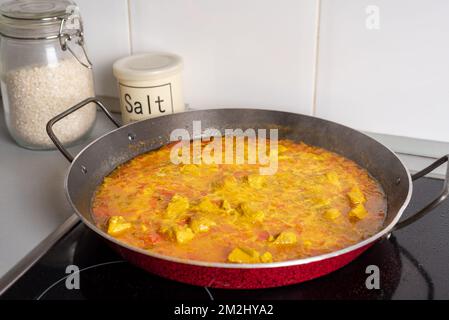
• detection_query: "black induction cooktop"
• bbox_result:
[1,177,448,300]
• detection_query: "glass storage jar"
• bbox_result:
[0,0,96,149]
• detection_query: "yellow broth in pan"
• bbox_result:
[92,138,386,264]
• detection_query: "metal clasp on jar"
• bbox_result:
[58,5,92,69]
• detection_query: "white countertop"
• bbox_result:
[0,107,116,278]
[0,104,444,280]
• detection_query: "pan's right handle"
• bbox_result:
[395,155,449,230]
[46,97,121,163]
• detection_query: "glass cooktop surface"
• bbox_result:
[2,178,449,300]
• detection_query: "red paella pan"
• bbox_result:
[46,97,449,289]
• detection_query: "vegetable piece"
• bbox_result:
[144,233,162,246]
[347,186,366,205]
[166,194,189,218]
[324,208,341,220]
[239,202,265,223]
[190,217,216,233]
[257,230,271,241]
[246,175,265,189]
[273,231,297,245]
[349,204,368,220]
[227,247,261,263]
[107,216,132,236]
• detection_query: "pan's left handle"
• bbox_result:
[394,154,449,230]
[46,97,121,163]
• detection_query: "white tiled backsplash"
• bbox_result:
[2,0,449,156]
[76,0,131,97]
[130,0,317,114]
[316,0,449,143]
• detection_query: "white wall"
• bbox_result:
[3,0,449,152]
[129,0,318,114]
[315,0,449,143]
[76,0,130,97]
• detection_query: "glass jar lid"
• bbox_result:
[0,0,73,20]
[0,0,92,69]
[0,0,76,40]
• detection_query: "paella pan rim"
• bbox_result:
[64,108,413,269]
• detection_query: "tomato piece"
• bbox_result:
[257,230,270,241]
[144,232,162,246]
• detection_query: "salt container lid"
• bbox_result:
[113,52,183,81]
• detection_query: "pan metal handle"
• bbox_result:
[395,154,449,230]
[46,97,121,163]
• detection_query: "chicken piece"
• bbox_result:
[142,187,153,196]
[166,195,189,218]
[303,240,313,249]
[139,223,149,232]
[164,225,195,244]
[221,199,232,211]
[107,216,132,236]
[349,204,368,220]
[267,144,288,158]
[246,175,265,189]
[324,208,341,220]
[326,172,340,188]
[220,199,240,219]
[175,226,195,244]
[180,164,200,175]
[300,152,323,161]
[260,251,273,263]
[347,186,366,206]
[197,198,218,213]
[311,197,331,209]
[227,247,261,263]
[278,144,288,153]
[190,216,216,233]
[273,231,297,245]
[239,202,265,223]
[222,175,238,189]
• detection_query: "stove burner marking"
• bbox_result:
[204,287,214,301]
[36,260,126,300]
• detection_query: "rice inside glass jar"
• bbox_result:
[0,0,96,149]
